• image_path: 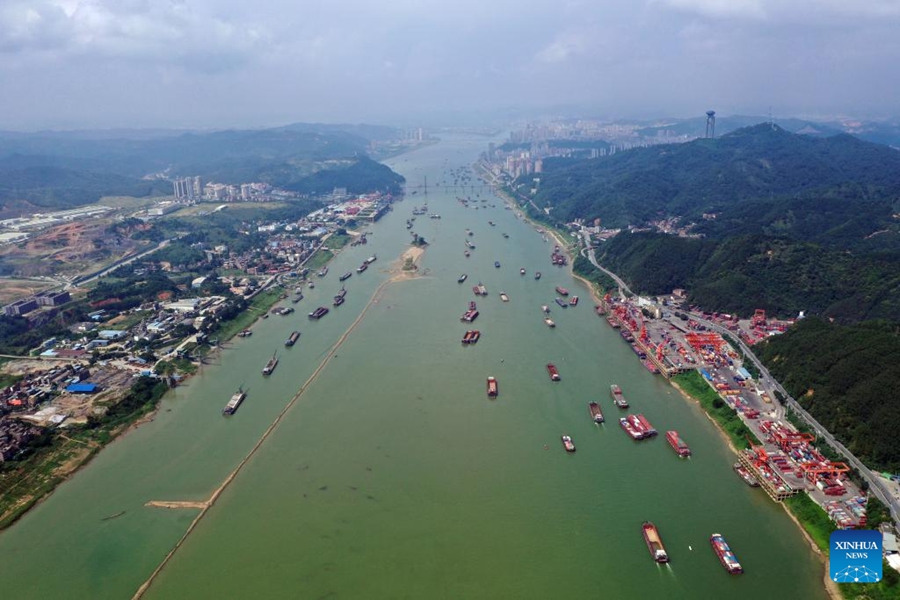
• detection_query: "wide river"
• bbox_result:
[0,136,827,599]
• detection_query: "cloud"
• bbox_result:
[657,0,900,21]
[0,0,271,72]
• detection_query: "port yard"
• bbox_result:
[596,293,868,528]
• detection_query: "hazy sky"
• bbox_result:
[1,0,898,129]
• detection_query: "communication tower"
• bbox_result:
[705,110,716,139]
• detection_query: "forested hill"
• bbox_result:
[0,124,404,212]
[532,124,900,228]
[756,318,900,473]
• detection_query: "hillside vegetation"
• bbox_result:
[532,124,900,230]
[757,318,900,473]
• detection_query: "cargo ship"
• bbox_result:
[292,294,303,304]
[666,430,691,457]
[569,296,579,306]
[610,384,629,408]
[333,295,345,307]
[223,386,246,416]
[520,268,526,275]
[641,359,660,374]
[462,330,481,344]
[335,288,347,300]
[554,297,568,308]
[475,283,488,296]
[458,274,468,283]
[619,416,645,440]
[461,308,479,322]
[642,522,669,563]
[284,331,300,347]
[534,271,542,280]
[620,330,635,343]
[494,261,501,268]
[499,292,509,302]
[588,402,604,424]
[262,353,278,376]
[555,286,569,296]
[308,306,329,320]
[487,376,498,398]
[366,255,377,264]
[606,316,621,329]
[357,263,368,273]
[544,317,556,328]
[339,272,352,281]
[547,363,561,381]
[561,435,576,452]
[636,414,658,436]
[710,534,743,574]
[733,463,760,487]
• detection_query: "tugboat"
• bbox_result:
[223,386,246,416]
[284,331,300,347]
[333,295,345,307]
[589,402,604,424]
[561,435,576,452]
[458,274,468,283]
[262,353,278,376]
[487,376,498,398]
[499,292,509,302]
[546,363,561,381]
[520,268,526,275]
[534,271,541,280]
[464,251,471,258]
[642,522,670,563]
[541,304,550,313]
[494,261,501,268]
[710,534,744,574]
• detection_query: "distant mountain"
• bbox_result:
[532,124,900,228]
[0,123,404,212]
[635,115,843,139]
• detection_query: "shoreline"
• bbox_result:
[479,165,839,600]
[670,379,841,600]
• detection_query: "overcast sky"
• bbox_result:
[1,0,898,130]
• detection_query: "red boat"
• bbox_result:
[606,316,620,329]
[642,522,669,563]
[555,286,569,296]
[588,402,604,424]
[636,414,658,436]
[487,376,498,398]
[569,296,579,306]
[546,363,561,381]
[710,533,743,574]
[610,384,628,408]
[462,330,481,344]
[461,309,479,322]
[619,417,644,440]
[666,430,691,457]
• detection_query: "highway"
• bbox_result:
[585,243,900,527]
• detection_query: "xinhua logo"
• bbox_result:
[830,530,882,583]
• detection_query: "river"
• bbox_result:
[0,136,827,599]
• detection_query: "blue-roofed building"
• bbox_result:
[66,383,97,394]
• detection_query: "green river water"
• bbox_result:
[0,137,828,599]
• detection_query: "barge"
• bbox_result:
[462,330,481,344]
[642,522,669,563]
[554,297,568,308]
[262,353,278,376]
[666,430,691,457]
[547,363,561,381]
[285,331,300,347]
[223,387,246,416]
[555,286,569,296]
[308,306,329,320]
[710,534,743,574]
[569,296,579,306]
[588,402,604,424]
[487,376,498,398]
[733,463,760,487]
[339,272,352,281]
[610,384,629,408]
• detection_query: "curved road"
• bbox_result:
[586,246,900,526]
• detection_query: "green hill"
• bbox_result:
[532,124,900,228]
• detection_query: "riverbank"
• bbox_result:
[671,375,841,600]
